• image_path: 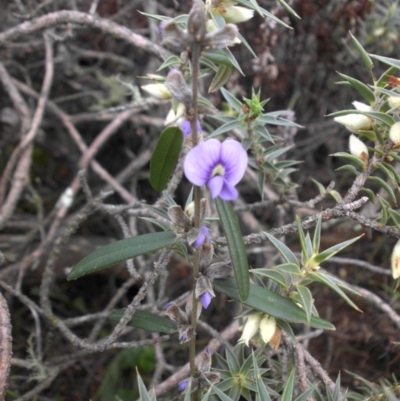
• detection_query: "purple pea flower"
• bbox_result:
[200,291,213,309]
[192,226,211,248]
[184,138,248,201]
[181,119,202,139]
[178,379,189,392]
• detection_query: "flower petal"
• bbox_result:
[220,139,248,185]
[208,176,224,199]
[184,139,221,186]
[200,291,213,309]
[219,181,238,201]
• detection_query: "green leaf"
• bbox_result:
[336,72,375,104]
[264,233,299,266]
[220,87,243,112]
[328,190,342,203]
[311,235,363,266]
[213,278,335,330]
[296,216,308,266]
[282,368,296,401]
[67,232,176,280]
[213,383,235,401]
[251,269,288,288]
[110,310,177,334]
[335,164,359,175]
[225,344,241,373]
[209,119,245,139]
[331,152,366,170]
[312,215,322,254]
[137,370,153,401]
[369,54,400,70]
[209,64,233,93]
[308,272,361,311]
[252,352,271,401]
[276,0,300,18]
[216,198,249,302]
[368,176,397,204]
[350,33,373,70]
[157,55,182,71]
[360,188,375,202]
[274,263,302,276]
[296,285,313,324]
[376,162,396,185]
[150,127,183,191]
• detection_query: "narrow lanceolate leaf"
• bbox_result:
[369,54,400,70]
[150,127,183,191]
[336,72,375,104]
[264,233,299,266]
[296,285,313,324]
[281,368,296,401]
[312,215,322,254]
[350,33,373,70]
[110,310,177,334]
[216,198,249,302]
[220,87,243,112]
[209,64,232,93]
[137,370,152,401]
[312,235,363,266]
[368,176,397,204]
[67,232,176,280]
[308,272,361,311]
[331,152,366,170]
[252,352,271,401]
[213,278,335,330]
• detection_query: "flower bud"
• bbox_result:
[203,24,238,50]
[165,103,186,125]
[334,114,372,133]
[196,349,212,373]
[219,5,254,23]
[391,239,400,279]
[352,101,372,112]
[349,134,369,166]
[195,275,215,309]
[389,122,400,145]
[259,314,277,344]
[141,83,171,99]
[187,4,206,43]
[238,314,262,346]
[165,69,192,107]
[161,21,189,53]
[388,96,400,109]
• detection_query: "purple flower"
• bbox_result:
[192,226,211,248]
[184,139,248,201]
[178,379,189,392]
[181,119,202,138]
[200,291,213,309]
[165,302,175,309]
[180,333,187,342]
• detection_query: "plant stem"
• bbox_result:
[189,41,201,401]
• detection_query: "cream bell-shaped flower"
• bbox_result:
[391,239,400,279]
[388,97,400,109]
[352,101,372,112]
[141,83,172,99]
[389,122,400,145]
[237,314,262,346]
[349,134,369,166]
[164,103,186,125]
[334,114,372,133]
[259,315,277,344]
[207,0,254,24]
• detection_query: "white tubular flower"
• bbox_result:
[165,103,186,125]
[141,83,172,99]
[391,239,400,279]
[389,122,400,145]
[209,0,254,24]
[349,134,369,165]
[238,314,262,346]
[352,101,372,112]
[334,114,372,133]
[388,96,400,109]
[259,315,277,344]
